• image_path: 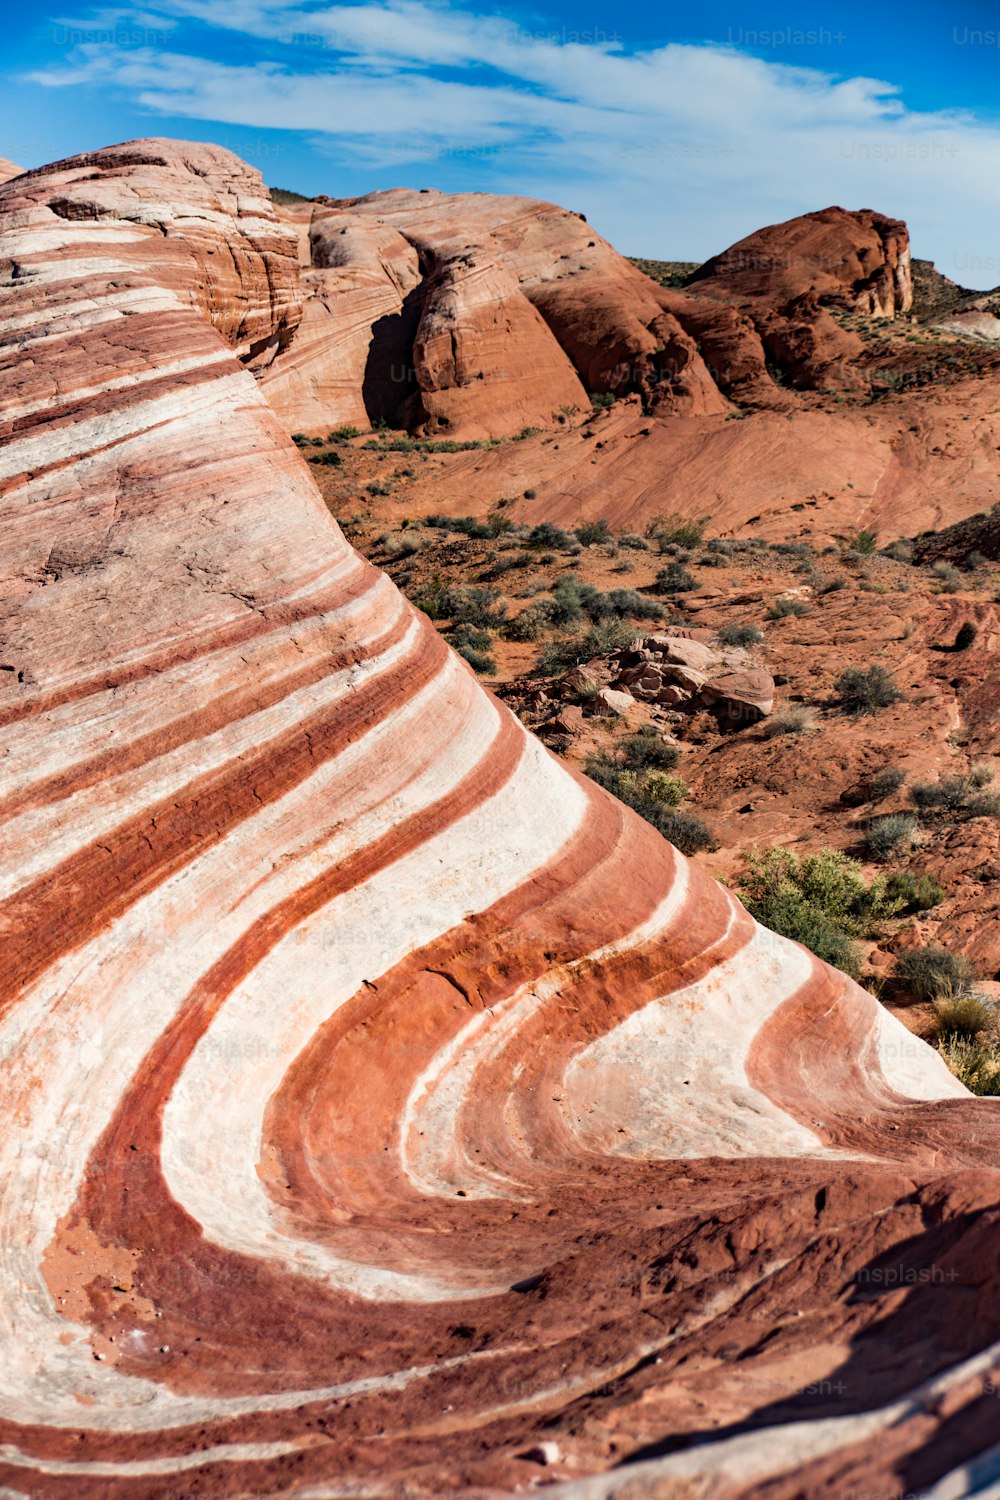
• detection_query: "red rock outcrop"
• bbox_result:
[0,157,22,183]
[262,188,787,436]
[688,207,913,389]
[690,206,913,316]
[2,139,1000,1500]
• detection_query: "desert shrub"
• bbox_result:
[414,582,506,627]
[863,813,918,862]
[885,870,945,912]
[932,560,962,592]
[819,576,847,594]
[449,624,493,653]
[309,449,342,466]
[382,531,421,558]
[574,518,612,545]
[767,596,812,619]
[894,944,977,1001]
[861,766,906,805]
[646,512,709,549]
[954,621,978,651]
[762,705,816,738]
[455,643,496,675]
[909,771,1000,820]
[654,562,697,594]
[621,732,680,771]
[848,530,878,555]
[502,603,553,641]
[619,533,650,551]
[735,846,903,979]
[586,752,713,852]
[366,480,392,496]
[717,621,764,647]
[656,809,715,855]
[883,539,914,563]
[965,550,988,570]
[590,391,616,409]
[523,488,537,499]
[328,424,361,442]
[604,589,664,621]
[533,618,635,674]
[834,665,905,715]
[938,1035,1000,1095]
[933,993,992,1040]
[486,511,517,536]
[523,522,575,551]
[583,618,637,655]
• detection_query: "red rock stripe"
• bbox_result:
[0,583,407,824]
[0,620,448,1009]
[0,562,375,730]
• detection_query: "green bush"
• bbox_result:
[654,562,697,594]
[885,871,945,912]
[590,391,616,409]
[938,1035,1000,1094]
[767,596,812,619]
[328,425,361,442]
[909,772,1000,820]
[309,449,342,467]
[934,993,992,1040]
[586,751,713,853]
[848,530,879,555]
[621,732,680,771]
[761,706,816,738]
[894,944,977,1001]
[735,846,904,979]
[932,560,962,593]
[574,519,612,545]
[834,665,905,716]
[502,603,553,642]
[717,621,764,647]
[523,522,575,551]
[863,813,918,862]
[646,512,709,549]
[861,766,906,804]
[455,644,497,675]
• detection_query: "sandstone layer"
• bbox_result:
[1,139,1000,1500]
[261,187,786,436]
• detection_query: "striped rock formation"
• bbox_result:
[1,139,1000,1500]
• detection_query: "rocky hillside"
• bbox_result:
[1,137,1000,1500]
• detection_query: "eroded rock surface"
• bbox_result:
[1,139,1000,1500]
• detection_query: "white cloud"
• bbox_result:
[23,0,1000,279]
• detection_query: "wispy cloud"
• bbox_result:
[23,0,1000,277]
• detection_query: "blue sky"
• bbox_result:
[4,1,1000,281]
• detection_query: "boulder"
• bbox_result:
[595,686,637,716]
[702,669,775,724]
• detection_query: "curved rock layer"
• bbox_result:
[1,140,1000,1500]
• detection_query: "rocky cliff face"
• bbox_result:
[690,205,913,317]
[687,206,913,390]
[261,187,785,436]
[1,140,1000,1500]
[0,156,22,183]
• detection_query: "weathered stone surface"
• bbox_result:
[595,685,637,715]
[690,205,913,316]
[703,668,777,722]
[0,156,22,183]
[0,138,998,1500]
[261,187,787,436]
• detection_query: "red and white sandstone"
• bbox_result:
[1,139,1000,1500]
